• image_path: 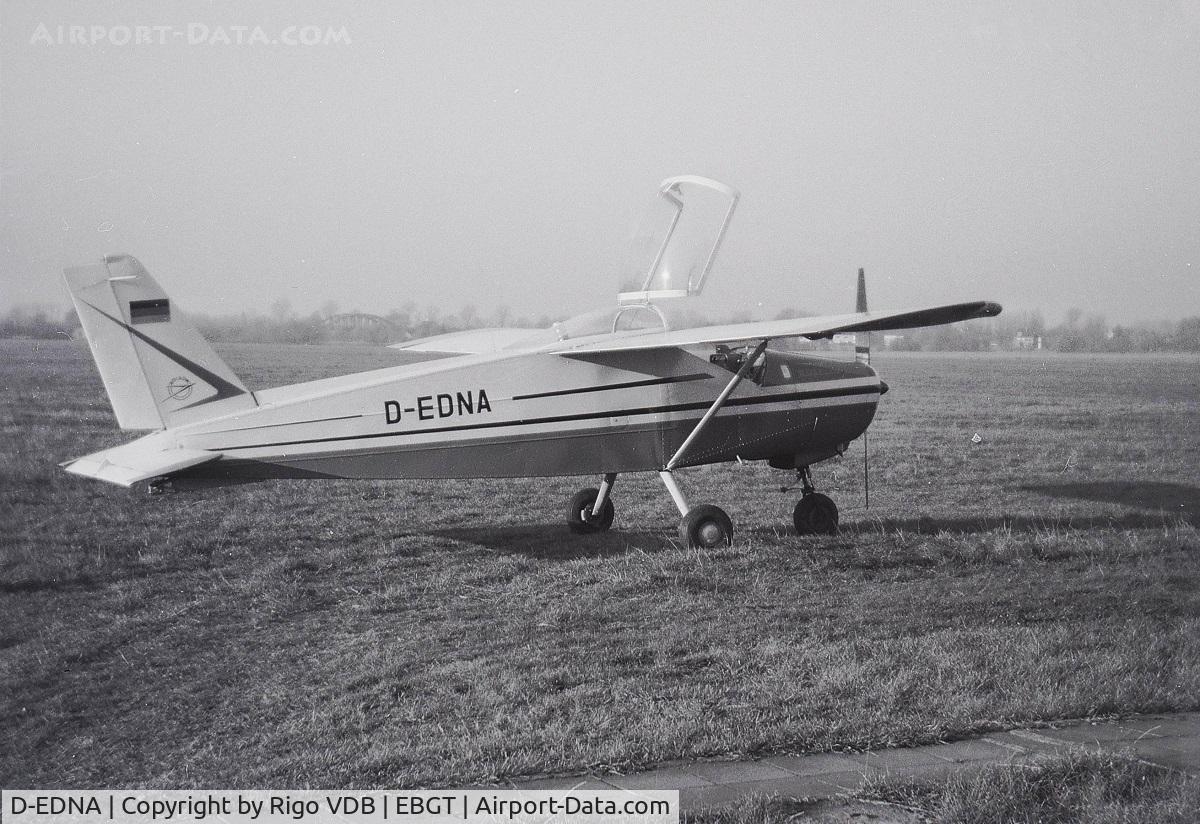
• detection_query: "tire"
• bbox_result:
[793,493,839,535]
[679,504,734,548]
[567,487,615,533]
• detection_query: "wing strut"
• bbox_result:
[665,338,769,472]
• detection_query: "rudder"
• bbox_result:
[64,254,255,430]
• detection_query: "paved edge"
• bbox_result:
[508,712,1200,811]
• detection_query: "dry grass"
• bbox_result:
[1,340,1198,787]
[858,750,1200,824]
[689,752,1199,823]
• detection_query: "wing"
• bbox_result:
[389,328,543,355]
[541,301,1001,353]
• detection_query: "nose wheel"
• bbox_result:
[793,493,839,535]
[791,466,839,535]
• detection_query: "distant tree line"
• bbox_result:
[0,305,77,340]
[3,302,1199,353]
[0,300,553,347]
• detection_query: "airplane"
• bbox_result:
[60,175,1000,547]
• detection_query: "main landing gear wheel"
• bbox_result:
[567,487,615,533]
[793,493,839,536]
[680,504,734,548]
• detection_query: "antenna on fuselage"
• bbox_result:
[857,267,871,507]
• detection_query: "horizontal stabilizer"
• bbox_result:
[390,327,543,355]
[62,441,219,487]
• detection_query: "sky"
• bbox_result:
[2,1,1198,326]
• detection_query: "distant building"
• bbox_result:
[325,312,395,341]
[1013,331,1042,350]
[326,312,393,332]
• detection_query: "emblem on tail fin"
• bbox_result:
[166,376,195,401]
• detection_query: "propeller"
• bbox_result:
[855,267,870,365]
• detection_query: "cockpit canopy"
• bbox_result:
[513,176,740,348]
[618,175,739,304]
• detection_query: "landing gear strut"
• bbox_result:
[566,340,766,545]
[656,341,767,548]
[792,466,839,535]
[567,472,616,533]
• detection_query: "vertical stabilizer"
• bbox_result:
[855,267,870,365]
[63,255,255,430]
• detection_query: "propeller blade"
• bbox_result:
[855,267,871,366]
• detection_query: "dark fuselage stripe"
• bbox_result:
[213,383,879,452]
[203,413,364,434]
[511,372,711,400]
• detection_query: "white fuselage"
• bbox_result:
[159,347,882,483]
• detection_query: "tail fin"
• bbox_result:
[63,254,255,430]
[855,267,870,365]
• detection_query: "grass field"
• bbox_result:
[1,339,1198,788]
